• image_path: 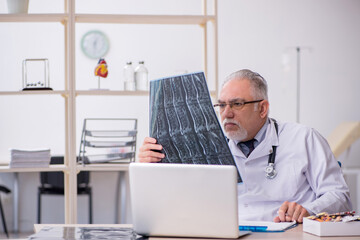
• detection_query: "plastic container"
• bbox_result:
[135,61,148,91]
[123,62,135,91]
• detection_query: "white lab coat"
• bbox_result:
[229,119,352,221]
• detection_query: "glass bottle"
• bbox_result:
[123,62,135,91]
[135,61,148,91]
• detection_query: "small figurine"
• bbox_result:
[94,58,108,89]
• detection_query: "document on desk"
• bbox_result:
[239,220,297,232]
[149,72,240,181]
[28,226,143,239]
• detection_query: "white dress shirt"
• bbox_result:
[229,119,352,221]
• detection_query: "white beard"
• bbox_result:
[222,118,248,141]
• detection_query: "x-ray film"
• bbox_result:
[149,72,240,180]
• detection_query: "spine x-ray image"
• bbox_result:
[149,72,240,181]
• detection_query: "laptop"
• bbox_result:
[129,163,249,238]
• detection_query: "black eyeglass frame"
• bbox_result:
[213,99,264,111]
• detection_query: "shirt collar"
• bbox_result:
[236,118,269,148]
[254,118,269,145]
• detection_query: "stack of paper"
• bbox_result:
[10,148,51,168]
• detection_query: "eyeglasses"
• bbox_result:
[213,99,264,112]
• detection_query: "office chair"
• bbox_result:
[327,121,360,159]
[0,185,10,238]
[37,156,92,223]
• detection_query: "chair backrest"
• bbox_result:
[327,121,360,158]
[40,156,90,189]
[0,185,10,194]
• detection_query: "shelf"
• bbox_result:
[76,90,149,96]
[2,0,218,226]
[0,90,68,96]
[0,164,68,173]
[76,90,217,97]
[0,90,215,98]
[76,14,215,25]
[0,13,215,25]
[0,14,67,23]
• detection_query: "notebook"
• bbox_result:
[129,163,250,238]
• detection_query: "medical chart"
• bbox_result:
[149,72,239,175]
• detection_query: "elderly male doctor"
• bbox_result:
[138,69,352,223]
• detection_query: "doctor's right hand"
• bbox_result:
[138,137,165,163]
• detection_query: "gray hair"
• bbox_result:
[223,69,268,100]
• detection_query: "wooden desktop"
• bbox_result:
[32,224,360,240]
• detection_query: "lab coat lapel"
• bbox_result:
[248,120,279,160]
[229,139,247,158]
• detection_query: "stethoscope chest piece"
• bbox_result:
[265,119,279,179]
[265,162,277,179]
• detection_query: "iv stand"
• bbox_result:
[296,47,301,123]
[284,46,310,123]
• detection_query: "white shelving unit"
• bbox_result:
[0,0,218,224]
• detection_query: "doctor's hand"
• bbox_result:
[273,201,310,223]
[138,137,165,163]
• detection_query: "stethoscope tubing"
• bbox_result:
[266,119,278,179]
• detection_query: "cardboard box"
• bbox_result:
[303,217,360,236]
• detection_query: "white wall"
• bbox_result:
[219,0,360,214]
[0,0,359,232]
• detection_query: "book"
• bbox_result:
[149,72,240,180]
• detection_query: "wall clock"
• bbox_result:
[81,30,110,59]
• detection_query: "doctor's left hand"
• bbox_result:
[273,201,310,223]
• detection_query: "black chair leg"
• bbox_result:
[89,189,93,224]
[0,197,9,238]
[37,189,41,224]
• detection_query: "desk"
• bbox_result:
[33,224,360,239]
[0,164,67,233]
[0,163,130,232]
[76,163,131,223]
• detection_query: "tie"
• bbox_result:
[238,139,256,157]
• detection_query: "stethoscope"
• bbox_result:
[265,119,278,179]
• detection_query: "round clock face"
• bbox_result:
[81,30,110,59]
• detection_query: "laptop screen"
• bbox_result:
[129,163,240,238]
